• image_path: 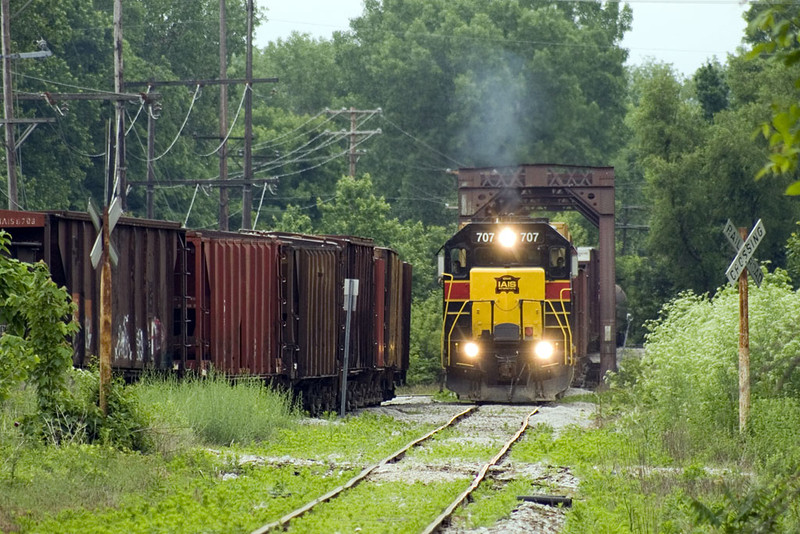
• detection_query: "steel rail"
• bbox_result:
[419,407,540,534]
[250,405,477,534]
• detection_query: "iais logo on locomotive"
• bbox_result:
[494,275,520,294]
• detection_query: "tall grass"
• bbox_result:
[134,371,301,449]
[583,269,800,532]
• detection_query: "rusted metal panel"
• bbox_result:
[0,209,45,227]
[269,234,343,380]
[323,236,376,371]
[373,257,386,368]
[400,261,412,374]
[377,247,403,369]
[0,210,182,371]
[295,246,340,378]
[573,248,600,361]
[187,232,280,376]
[109,221,179,369]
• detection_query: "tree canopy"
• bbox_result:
[2,0,800,349]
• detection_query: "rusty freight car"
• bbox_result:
[0,210,182,371]
[0,209,410,413]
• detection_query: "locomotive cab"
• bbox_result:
[440,220,576,402]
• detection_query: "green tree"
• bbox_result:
[407,291,444,384]
[630,64,715,292]
[628,60,799,295]
[788,222,800,285]
[746,2,800,195]
[255,34,340,114]
[316,174,450,298]
[694,60,730,121]
[332,0,631,226]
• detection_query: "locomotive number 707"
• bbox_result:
[474,232,540,243]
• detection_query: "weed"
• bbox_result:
[134,370,301,447]
[287,479,469,533]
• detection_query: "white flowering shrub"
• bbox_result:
[619,268,800,463]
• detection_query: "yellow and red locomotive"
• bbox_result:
[440,219,576,402]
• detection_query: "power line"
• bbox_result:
[198,83,248,157]
[149,84,201,162]
[380,115,465,168]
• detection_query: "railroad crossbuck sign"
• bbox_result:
[88,197,122,269]
[724,219,765,287]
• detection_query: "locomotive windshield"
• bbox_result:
[473,245,543,267]
[444,222,571,279]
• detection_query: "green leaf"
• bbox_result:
[786,180,800,195]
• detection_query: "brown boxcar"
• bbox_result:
[573,246,600,365]
[320,235,377,372]
[182,231,281,376]
[0,209,182,371]
[0,209,410,413]
[375,247,412,374]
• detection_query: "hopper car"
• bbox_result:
[0,209,410,414]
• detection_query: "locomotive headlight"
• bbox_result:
[463,342,480,359]
[498,227,516,248]
[534,340,554,360]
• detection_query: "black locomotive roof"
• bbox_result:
[445,220,569,248]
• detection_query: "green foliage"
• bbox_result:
[0,232,77,411]
[452,478,541,529]
[407,291,443,385]
[0,232,149,450]
[332,0,631,225]
[787,221,800,285]
[615,255,672,344]
[604,268,800,465]
[270,204,315,234]
[21,368,152,451]
[586,268,800,533]
[251,411,432,463]
[288,479,469,534]
[0,442,168,531]
[694,61,730,121]
[3,398,435,532]
[746,3,800,195]
[21,460,355,534]
[747,397,800,475]
[628,61,800,296]
[690,470,800,534]
[134,371,301,447]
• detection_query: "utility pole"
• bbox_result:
[146,101,156,218]
[125,77,276,223]
[325,107,382,178]
[218,0,229,230]
[113,0,126,209]
[349,107,357,177]
[241,0,254,229]
[1,0,16,208]
[102,0,124,415]
[17,91,159,217]
[738,226,750,435]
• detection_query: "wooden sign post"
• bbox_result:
[723,219,765,434]
[89,198,121,416]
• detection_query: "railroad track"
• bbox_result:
[251,404,539,534]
